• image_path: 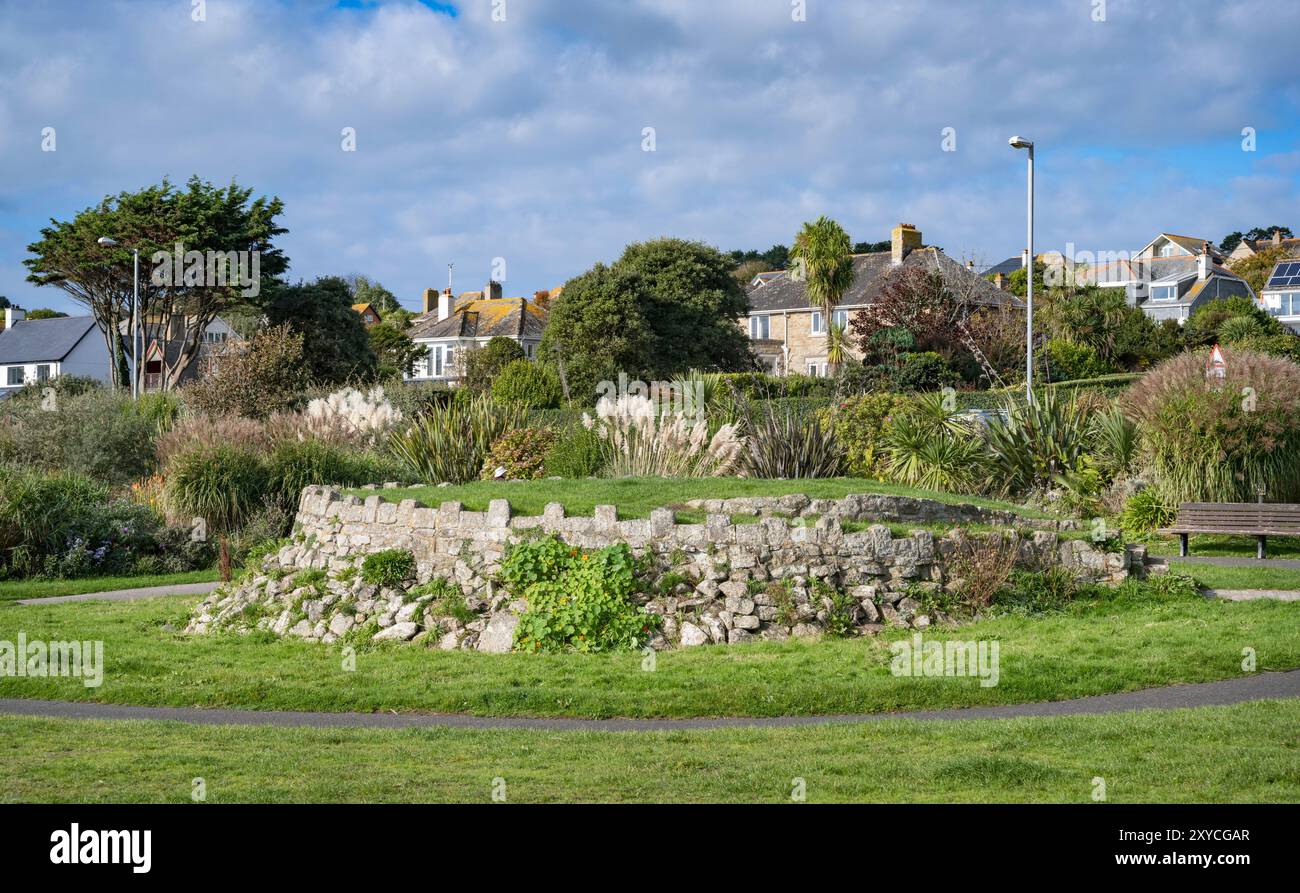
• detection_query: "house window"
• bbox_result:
[807,363,820,377]
[810,311,824,335]
[1266,292,1300,316]
[1150,285,1177,301]
[445,346,456,376]
[1159,243,1175,258]
[749,315,770,339]
[35,365,50,382]
[5,367,22,386]
[831,309,849,329]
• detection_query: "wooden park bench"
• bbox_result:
[1159,503,1300,559]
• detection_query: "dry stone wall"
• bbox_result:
[188,485,1137,651]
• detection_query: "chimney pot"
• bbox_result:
[1198,242,1212,281]
[485,280,503,301]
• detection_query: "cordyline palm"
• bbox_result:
[790,216,854,364]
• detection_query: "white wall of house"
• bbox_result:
[60,331,114,381]
[406,336,543,382]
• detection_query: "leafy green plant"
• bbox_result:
[1124,347,1300,503]
[813,580,859,638]
[735,395,844,479]
[992,567,1081,614]
[388,393,528,484]
[501,536,656,653]
[480,427,559,480]
[1120,489,1175,535]
[542,425,606,478]
[360,549,415,588]
[881,393,987,493]
[818,392,909,478]
[1042,338,1114,382]
[163,445,270,536]
[490,359,562,410]
[1144,571,1201,600]
[982,389,1096,497]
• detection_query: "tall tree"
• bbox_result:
[1220,226,1293,254]
[262,276,378,384]
[790,217,854,319]
[24,177,287,391]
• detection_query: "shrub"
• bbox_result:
[735,396,844,479]
[360,549,415,588]
[948,533,1022,610]
[182,324,309,419]
[388,393,528,484]
[479,427,559,480]
[163,444,270,535]
[1042,338,1114,382]
[893,351,958,392]
[819,393,909,477]
[982,389,1098,498]
[542,426,606,478]
[1120,488,1175,535]
[490,359,562,410]
[1123,347,1300,503]
[462,337,526,394]
[155,414,274,466]
[583,393,744,478]
[0,388,162,484]
[881,393,989,493]
[501,536,656,653]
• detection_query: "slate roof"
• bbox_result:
[983,256,1023,278]
[746,248,1023,314]
[407,296,548,341]
[0,316,98,365]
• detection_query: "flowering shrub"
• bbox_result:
[582,393,743,478]
[501,536,657,653]
[479,427,559,480]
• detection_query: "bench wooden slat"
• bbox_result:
[1157,502,1300,557]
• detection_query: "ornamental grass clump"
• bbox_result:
[300,386,403,448]
[388,393,528,484]
[1123,347,1300,503]
[582,393,743,478]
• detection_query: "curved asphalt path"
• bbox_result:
[0,670,1295,732]
[13,581,222,606]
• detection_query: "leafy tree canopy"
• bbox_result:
[23,308,67,320]
[1219,226,1293,254]
[262,276,377,385]
[24,176,287,390]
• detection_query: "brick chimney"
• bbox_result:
[890,223,921,266]
[993,272,1006,291]
[1021,248,1029,268]
[485,280,503,301]
[438,288,453,321]
[1274,229,1284,247]
[421,288,437,315]
[1198,241,1213,280]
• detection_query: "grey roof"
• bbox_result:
[408,297,548,341]
[983,256,1023,278]
[746,248,1022,313]
[0,316,98,365]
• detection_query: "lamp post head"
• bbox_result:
[1008,136,1034,150]
[97,237,119,247]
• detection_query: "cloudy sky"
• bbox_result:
[2,0,1299,314]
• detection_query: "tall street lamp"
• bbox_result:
[97,236,140,399]
[1008,136,1034,402]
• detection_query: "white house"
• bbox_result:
[0,309,113,394]
[1258,259,1300,334]
[404,281,551,383]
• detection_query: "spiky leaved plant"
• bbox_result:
[388,394,528,484]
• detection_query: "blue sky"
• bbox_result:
[2,0,1298,315]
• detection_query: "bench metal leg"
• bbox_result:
[1258,536,1267,560]
[1179,533,1188,557]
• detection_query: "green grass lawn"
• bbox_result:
[1144,534,1300,560]
[0,569,221,603]
[1171,562,1300,592]
[0,700,1294,802]
[1,591,1295,718]
[346,476,1056,521]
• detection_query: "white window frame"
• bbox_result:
[750,315,770,340]
[810,311,824,335]
[6,366,24,386]
[1150,284,1177,302]
[831,309,848,329]
[35,364,51,382]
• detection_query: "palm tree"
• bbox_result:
[790,217,854,370]
[791,217,854,315]
[826,322,847,374]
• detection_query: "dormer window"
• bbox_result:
[1151,285,1177,301]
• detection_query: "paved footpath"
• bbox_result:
[14,581,222,606]
[0,670,1295,732]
